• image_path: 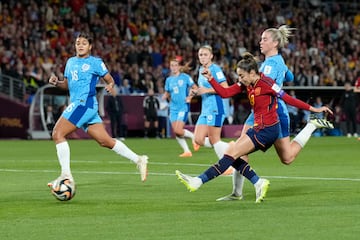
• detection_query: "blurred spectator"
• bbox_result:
[143,88,160,138]
[0,0,360,107]
[327,105,343,136]
[45,105,55,131]
[106,87,125,140]
[119,79,133,95]
[156,86,169,138]
[354,73,360,93]
[339,81,358,137]
[312,96,324,137]
[286,90,300,135]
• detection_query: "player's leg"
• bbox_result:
[88,122,148,182]
[176,132,270,203]
[206,114,227,159]
[49,116,77,185]
[193,115,212,148]
[216,124,251,201]
[176,135,255,191]
[144,116,150,138]
[172,120,192,157]
[274,114,334,164]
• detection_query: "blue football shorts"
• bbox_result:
[61,101,102,132]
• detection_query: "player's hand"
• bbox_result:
[201,68,212,80]
[189,89,198,96]
[313,106,333,115]
[49,75,59,86]
[105,83,114,93]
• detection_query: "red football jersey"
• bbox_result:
[208,73,311,129]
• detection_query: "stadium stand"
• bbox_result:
[0,0,359,138]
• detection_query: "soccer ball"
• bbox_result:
[50,178,76,201]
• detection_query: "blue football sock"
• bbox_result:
[232,158,259,184]
[198,155,234,183]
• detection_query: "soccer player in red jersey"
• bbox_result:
[175,52,333,203]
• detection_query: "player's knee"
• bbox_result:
[194,138,204,146]
[52,129,63,142]
[280,157,294,165]
[173,129,182,137]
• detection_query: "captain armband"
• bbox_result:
[277,89,286,98]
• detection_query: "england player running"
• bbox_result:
[163,56,199,157]
[193,45,230,164]
[48,32,148,187]
[176,53,333,203]
[217,25,334,201]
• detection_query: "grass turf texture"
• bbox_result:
[0,137,359,240]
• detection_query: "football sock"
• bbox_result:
[176,136,190,152]
[56,141,71,177]
[213,140,229,158]
[112,139,138,163]
[293,122,317,147]
[183,129,194,139]
[232,171,245,196]
[203,137,212,148]
[198,154,234,183]
[144,127,149,137]
[232,158,259,184]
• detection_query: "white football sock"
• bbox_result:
[112,139,138,163]
[203,137,213,148]
[56,141,71,177]
[293,122,317,147]
[233,171,245,196]
[176,136,190,152]
[213,140,229,158]
[183,129,194,140]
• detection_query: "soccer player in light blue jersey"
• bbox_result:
[217,25,334,201]
[193,45,231,172]
[48,33,148,188]
[163,56,199,157]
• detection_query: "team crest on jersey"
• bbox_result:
[263,65,272,75]
[178,79,184,86]
[82,63,90,72]
[255,87,261,96]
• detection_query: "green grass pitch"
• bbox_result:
[0,137,359,240]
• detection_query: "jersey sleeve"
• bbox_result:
[209,78,242,98]
[285,70,294,82]
[274,85,311,110]
[211,65,226,84]
[64,58,71,79]
[95,58,109,77]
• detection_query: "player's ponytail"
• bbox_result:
[265,25,295,49]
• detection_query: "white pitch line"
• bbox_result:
[0,168,360,182]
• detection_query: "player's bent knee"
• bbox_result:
[280,157,295,165]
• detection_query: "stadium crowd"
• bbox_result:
[0,0,359,102]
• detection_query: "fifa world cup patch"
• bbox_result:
[263,65,272,75]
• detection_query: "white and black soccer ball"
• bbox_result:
[50,178,76,201]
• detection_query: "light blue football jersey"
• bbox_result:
[198,63,226,115]
[259,54,294,87]
[165,72,195,112]
[64,56,108,109]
